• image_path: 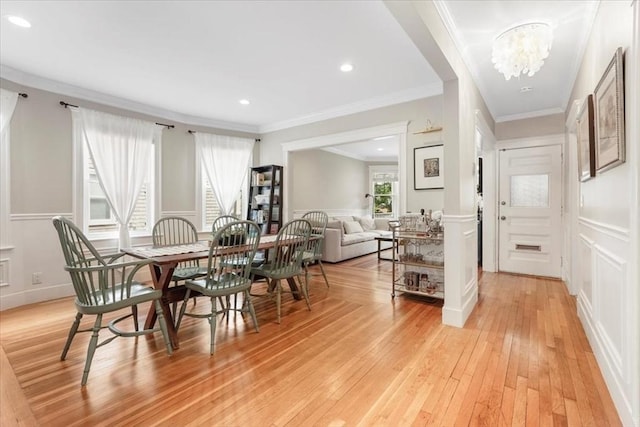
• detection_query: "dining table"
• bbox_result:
[123,234,306,349]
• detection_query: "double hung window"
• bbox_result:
[370,166,398,218]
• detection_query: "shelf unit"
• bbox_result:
[391,219,444,300]
[247,165,282,235]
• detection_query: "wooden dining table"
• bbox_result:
[123,234,305,349]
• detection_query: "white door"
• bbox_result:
[498,145,562,277]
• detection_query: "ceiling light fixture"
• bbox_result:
[6,15,31,28]
[491,22,552,80]
[239,99,250,105]
[340,63,353,72]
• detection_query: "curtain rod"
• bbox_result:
[59,100,174,128]
[187,129,260,142]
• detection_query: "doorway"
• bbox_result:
[281,121,409,222]
[498,145,562,277]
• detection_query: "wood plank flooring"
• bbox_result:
[0,254,621,426]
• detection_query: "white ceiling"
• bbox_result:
[0,0,440,133]
[0,0,597,139]
[436,0,599,122]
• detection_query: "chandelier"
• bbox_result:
[491,23,553,80]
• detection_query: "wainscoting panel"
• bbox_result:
[442,214,478,328]
[578,234,594,316]
[577,215,635,425]
[0,258,9,287]
[594,244,627,377]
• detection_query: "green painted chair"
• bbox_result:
[211,215,239,235]
[175,220,261,354]
[52,216,172,386]
[251,218,312,324]
[152,216,208,314]
[301,210,330,288]
[152,216,208,284]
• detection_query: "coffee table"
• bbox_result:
[374,236,397,261]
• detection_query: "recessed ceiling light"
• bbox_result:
[520,86,533,93]
[6,15,31,28]
[239,99,250,105]
[377,148,384,151]
[340,63,353,72]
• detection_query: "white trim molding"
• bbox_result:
[0,258,10,287]
[442,213,478,327]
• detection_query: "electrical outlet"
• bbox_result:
[32,272,42,285]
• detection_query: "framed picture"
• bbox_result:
[414,144,444,190]
[576,94,595,181]
[594,47,625,173]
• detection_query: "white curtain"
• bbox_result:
[195,133,254,215]
[72,107,159,249]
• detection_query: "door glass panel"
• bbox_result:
[510,174,549,207]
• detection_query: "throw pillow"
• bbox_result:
[358,217,375,231]
[343,221,364,234]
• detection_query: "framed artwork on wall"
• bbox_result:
[594,47,625,173]
[414,144,444,190]
[576,94,595,181]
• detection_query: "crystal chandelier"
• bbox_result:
[491,23,553,80]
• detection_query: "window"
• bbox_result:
[201,174,246,231]
[83,144,155,235]
[370,166,398,218]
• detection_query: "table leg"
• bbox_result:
[286,277,302,300]
[145,262,181,350]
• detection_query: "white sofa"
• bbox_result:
[321,216,395,263]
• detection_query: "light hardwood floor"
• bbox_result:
[0,254,621,426]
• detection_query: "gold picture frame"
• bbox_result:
[594,47,625,173]
[576,94,595,182]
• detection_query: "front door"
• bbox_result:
[498,145,562,277]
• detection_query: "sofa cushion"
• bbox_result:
[333,215,355,222]
[374,218,392,230]
[368,229,393,238]
[342,231,378,245]
[343,221,364,234]
[326,220,342,230]
[357,217,375,231]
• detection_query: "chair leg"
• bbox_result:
[131,305,139,331]
[300,275,311,311]
[275,279,282,324]
[81,313,103,386]
[61,312,83,361]
[245,290,260,333]
[318,260,330,288]
[175,288,192,331]
[209,296,218,355]
[154,300,173,356]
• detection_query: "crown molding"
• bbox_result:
[433,0,499,121]
[0,65,260,133]
[495,107,565,123]
[559,0,600,113]
[1,65,441,135]
[259,83,442,134]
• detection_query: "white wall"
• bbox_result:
[290,149,369,213]
[0,79,258,311]
[565,1,639,425]
[260,96,445,215]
